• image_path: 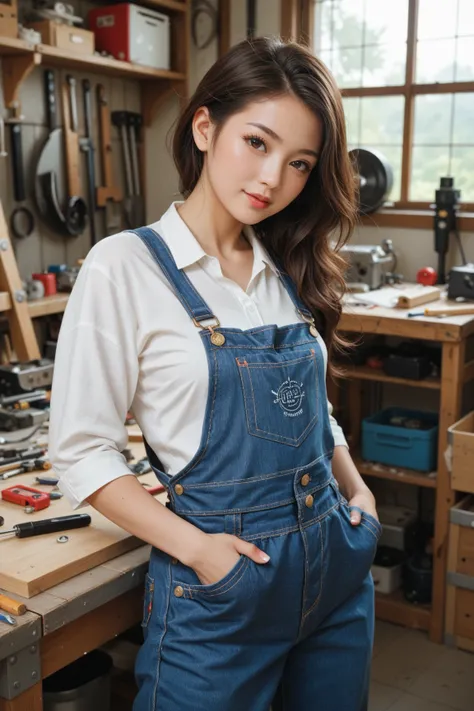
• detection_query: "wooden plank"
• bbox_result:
[375,590,430,631]
[353,453,437,489]
[359,210,474,232]
[347,379,362,450]
[0,292,11,311]
[0,38,34,55]
[218,0,231,57]
[0,684,42,711]
[28,293,69,318]
[281,0,298,40]
[431,341,466,642]
[38,45,186,82]
[41,587,143,678]
[341,365,440,390]
[0,203,40,361]
[0,464,164,598]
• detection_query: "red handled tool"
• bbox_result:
[1,485,50,511]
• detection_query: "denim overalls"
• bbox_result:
[132,227,381,711]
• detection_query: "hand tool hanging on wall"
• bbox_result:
[128,112,145,226]
[4,109,35,239]
[62,75,88,235]
[35,70,84,237]
[111,110,135,228]
[96,85,122,235]
[81,79,98,246]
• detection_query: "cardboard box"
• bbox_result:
[448,411,474,494]
[28,20,95,55]
[0,0,18,38]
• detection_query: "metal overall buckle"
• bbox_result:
[298,310,319,339]
[193,316,226,346]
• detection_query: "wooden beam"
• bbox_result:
[281,0,299,41]
[218,0,231,57]
[400,0,418,202]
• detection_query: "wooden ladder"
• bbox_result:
[0,200,41,361]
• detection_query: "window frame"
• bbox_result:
[304,0,474,230]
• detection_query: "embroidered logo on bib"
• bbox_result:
[272,377,305,417]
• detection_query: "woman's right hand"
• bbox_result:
[187,532,270,586]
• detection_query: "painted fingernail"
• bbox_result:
[260,552,270,562]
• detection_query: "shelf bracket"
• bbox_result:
[2,52,41,111]
[141,79,186,127]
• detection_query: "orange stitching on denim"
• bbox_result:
[183,556,249,598]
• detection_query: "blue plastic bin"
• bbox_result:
[361,408,438,472]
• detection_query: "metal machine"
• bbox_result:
[340,240,396,291]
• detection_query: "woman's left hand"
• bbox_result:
[347,489,378,526]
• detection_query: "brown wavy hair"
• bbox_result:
[172,36,357,374]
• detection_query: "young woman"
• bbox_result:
[50,37,381,711]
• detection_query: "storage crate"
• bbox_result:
[361,408,438,472]
[445,495,474,653]
[448,411,474,494]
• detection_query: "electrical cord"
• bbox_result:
[191,0,218,50]
[454,229,468,266]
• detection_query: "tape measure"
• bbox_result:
[1,485,50,511]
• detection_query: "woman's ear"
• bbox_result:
[192,106,213,152]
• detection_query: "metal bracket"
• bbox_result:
[0,617,42,700]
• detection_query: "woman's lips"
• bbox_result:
[245,192,271,209]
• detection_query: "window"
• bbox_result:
[311,0,474,220]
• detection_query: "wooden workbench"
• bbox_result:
[336,298,474,644]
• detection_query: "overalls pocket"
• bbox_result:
[175,554,250,599]
[141,573,155,627]
[236,350,319,446]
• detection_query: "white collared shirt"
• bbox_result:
[49,203,347,509]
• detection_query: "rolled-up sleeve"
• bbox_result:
[49,252,139,509]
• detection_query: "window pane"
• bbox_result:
[332,46,363,87]
[458,0,474,37]
[362,43,407,86]
[451,147,474,201]
[343,98,361,144]
[364,0,408,45]
[417,0,457,39]
[317,48,333,72]
[416,39,456,83]
[410,146,450,201]
[359,144,402,202]
[455,37,474,81]
[413,95,453,146]
[332,0,364,47]
[314,1,332,51]
[360,96,405,145]
[453,93,474,145]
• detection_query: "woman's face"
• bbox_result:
[194,94,323,225]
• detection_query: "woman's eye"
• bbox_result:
[291,160,311,173]
[246,136,266,151]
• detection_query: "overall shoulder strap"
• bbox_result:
[131,227,216,323]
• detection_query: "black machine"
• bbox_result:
[349,148,394,214]
[434,177,461,285]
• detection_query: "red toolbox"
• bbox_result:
[88,3,170,69]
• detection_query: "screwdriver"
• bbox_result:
[0,514,91,539]
[1,460,51,480]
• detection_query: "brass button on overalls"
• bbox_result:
[305,494,314,508]
[174,484,184,496]
[301,474,310,487]
[174,586,184,598]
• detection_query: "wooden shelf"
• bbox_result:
[353,452,437,488]
[28,293,69,318]
[37,44,186,82]
[0,37,34,55]
[375,590,431,631]
[132,0,187,11]
[342,365,441,390]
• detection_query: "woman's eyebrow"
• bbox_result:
[246,122,319,158]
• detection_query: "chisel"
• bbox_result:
[0,593,26,616]
[0,514,91,539]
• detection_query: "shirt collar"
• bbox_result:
[153,201,280,277]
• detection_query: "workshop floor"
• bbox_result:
[369,622,474,711]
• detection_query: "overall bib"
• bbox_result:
[132,227,381,711]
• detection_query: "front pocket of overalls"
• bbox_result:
[236,350,318,446]
[175,554,250,599]
[141,573,154,627]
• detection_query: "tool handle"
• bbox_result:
[44,71,58,131]
[82,79,93,141]
[14,513,91,538]
[425,305,474,316]
[10,124,25,202]
[0,593,26,616]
